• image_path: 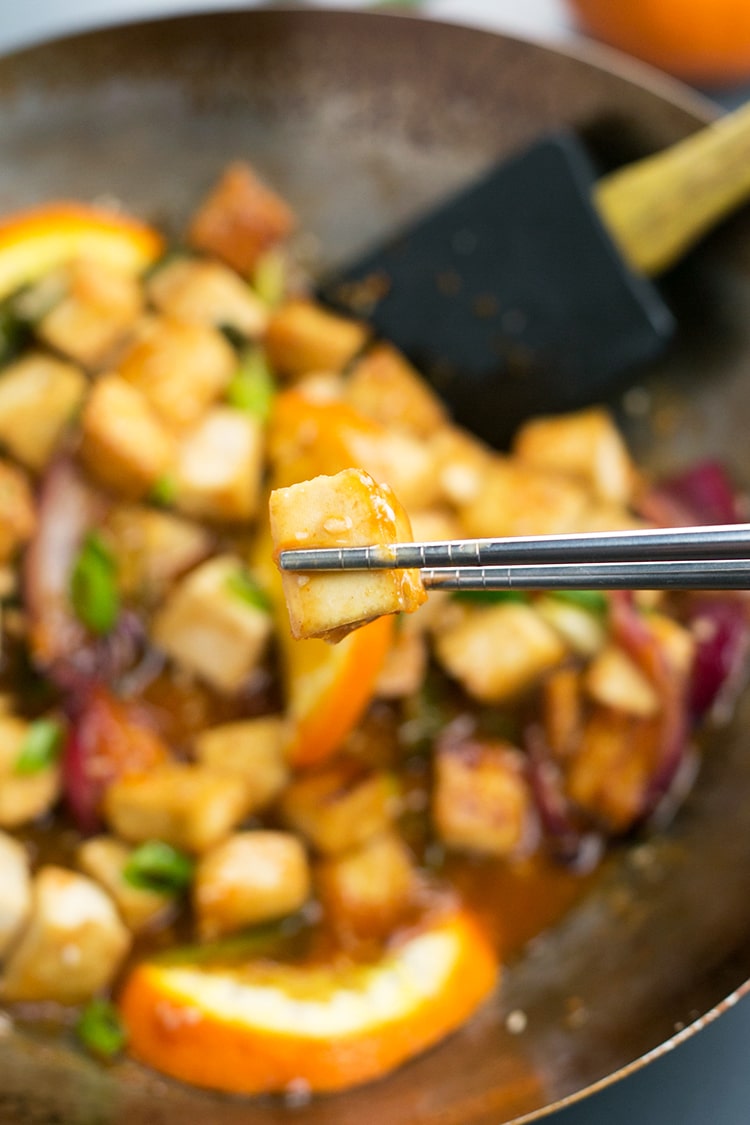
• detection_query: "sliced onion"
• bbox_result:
[525,724,603,873]
[684,595,750,723]
[637,460,741,527]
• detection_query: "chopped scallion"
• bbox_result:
[451,589,529,606]
[150,472,178,506]
[225,568,271,612]
[547,590,608,615]
[226,348,275,422]
[75,999,127,1060]
[123,840,194,895]
[15,718,64,775]
[252,249,286,308]
[70,533,119,636]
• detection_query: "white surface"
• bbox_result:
[0,0,575,54]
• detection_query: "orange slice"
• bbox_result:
[0,203,164,300]
[119,908,498,1095]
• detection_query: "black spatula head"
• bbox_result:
[317,133,676,448]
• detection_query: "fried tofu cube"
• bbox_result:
[0,866,130,1004]
[376,627,427,699]
[77,836,175,933]
[0,715,61,828]
[0,459,35,564]
[270,468,425,642]
[117,315,235,430]
[103,763,252,854]
[317,831,418,939]
[37,258,143,370]
[434,603,567,703]
[187,161,296,275]
[345,344,447,438]
[102,504,212,601]
[194,830,310,939]
[174,407,264,522]
[535,594,607,658]
[543,667,584,761]
[281,762,400,856]
[265,299,369,379]
[79,373,175,499]
[584,644,661,717]
[152,555,272,693]
[429,425,494,508]
[513,408,637,505]
[0,831,31,957]
[193,716,289,812]
[147,257,268,338]
[363,429,441,512]
[0,352,86,471]
[433,734,534,856]
[457,459,591,538]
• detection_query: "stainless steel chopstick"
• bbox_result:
[278,523,750,573]
[420,559,750,592]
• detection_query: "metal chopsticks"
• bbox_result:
[278,523,750,592]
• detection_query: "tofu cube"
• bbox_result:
[147,256,268,338]
[429,425,494,507]
[265,299,369,379]
[38,258,143,370]
[0,715,61,828]
[193,716,289,812]
[542,667,584,761]
[566,708,660,832]
[194,830,310,939]
[281,761,399,855]
[269,468,426,642]
[152,555,272,693]
[79,373,176,499]
[433,735,534,856]
[187,161,296,275]
[0,460,35,564]
[360,429,441,512]
[102,504,212,601]
[434,603,567,704]
[513,407,637,505]
[117,315,235,430]
[174,407,264,522]
[103,763,252,854]
[457,459,591,538]
[0,866,130,1004]
[0,352,86,471]
[0,831,31,957]
[77,836,175,933]
[317,831,418,939]
[584,644,661,717]
[375,627,427,699]
[535,595,607,658]
[345,343,447,438]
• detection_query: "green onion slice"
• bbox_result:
[226,347,275,421]
[547,590,608,615]
[75,999,127,1060]
[451,589,529,607]
[70,533,119,636]
[15,718,64,775]
[225,568,271,612]
[123,840,194,895]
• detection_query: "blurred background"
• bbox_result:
[0,1,749,1123]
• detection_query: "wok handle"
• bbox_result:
[594,97,750,276]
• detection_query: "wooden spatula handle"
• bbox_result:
[594,98,750,276]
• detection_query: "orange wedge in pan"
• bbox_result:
[119,908,499,1095]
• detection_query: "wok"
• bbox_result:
[2,8,750,1124]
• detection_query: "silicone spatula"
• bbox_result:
[317,99,750,446]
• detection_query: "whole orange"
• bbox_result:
[568,0,750,85]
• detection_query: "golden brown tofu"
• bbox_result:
[513,407,637,505]
[0,459,35,564]
[434,602,567,704]
[345,343,447,438]
[117,315,235,431]
[102,504,212,601]
[281,761,400,856]
[0,866,130,1004]
[79,373,175,500]
[0,715,61,828]
[375,627,427,699]
[535,595,607,658]
[542,667,584,762]
[457,458,591,539]
[194,831,311,939]
[152,555,273,694]
[0,830,31,957]
[433,734,534,857]
[147,257,268,338]
[187,161,296,276]
[174,407,264,522]
[38,258,143,370]
[265,300,369,379]
[270,468,425,642]
[429,425,494,508]
[103,763,252,854]
[77,836,176,933]
[584,644,661,717]
[193,716,289,812]
[0,352,86,471]
[317,831,418,939]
